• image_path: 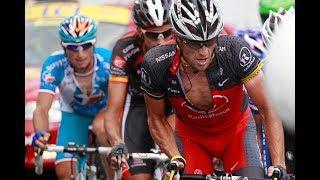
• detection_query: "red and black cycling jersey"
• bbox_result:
[109,29,145,100]
[140,35,263,133]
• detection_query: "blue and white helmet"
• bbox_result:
[59,15,97,46]
[236,29,267,60]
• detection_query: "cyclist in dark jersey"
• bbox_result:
[140,0,289,179]
[103,0,174,179]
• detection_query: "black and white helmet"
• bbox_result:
[261,6,295,48]
[133,0,172,29]
[170,0,224,41]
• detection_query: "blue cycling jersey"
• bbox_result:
[39,47,111,117]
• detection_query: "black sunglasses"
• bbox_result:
[65,43,93,52]
[178,37,217,49]
[142,28,173,40]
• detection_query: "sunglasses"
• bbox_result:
[178,37,217,49]
[64,43,93,52]
[141,28,173,40]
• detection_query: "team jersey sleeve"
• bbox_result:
[95,47,112,81]
[109,39,130,83]
[39,56,64,95]
[95,47,112,64]
[230,36,263,83]
[140,47,170,99]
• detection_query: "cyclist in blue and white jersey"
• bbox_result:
[31,15,113,179]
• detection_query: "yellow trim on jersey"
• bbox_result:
[140,86,165,99]
[241,62,263,83]
[109,76,128,83]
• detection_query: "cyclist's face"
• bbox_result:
[141,24,173,51]
[65,43,94,70]
[177,36,217,72]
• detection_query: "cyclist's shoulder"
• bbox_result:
[143,43,177,68]
[46,50,66,60]
[217,35,245,46]
[114,30,141,50]
[112,32,142,60]
[42,50,68,70]
[94,47,112,61]
[95,47,112,55]
[95,48,112,73]
[217,35,250,56]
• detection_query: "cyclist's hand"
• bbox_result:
[107,143,129,170]
[32,131,50,152]
[268,165,291,180]
[165,155,186,180]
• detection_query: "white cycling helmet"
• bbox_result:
[132,0,172,29]
[261,6,295,49]
[170,0,224,41]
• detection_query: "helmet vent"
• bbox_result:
[143,3,149,9]
[171,15,184,35]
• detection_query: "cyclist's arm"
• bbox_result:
[144,94,180,159]
[104,80,128,146]
[166,113,176,130]
[32,92,54,132]
[244,71,286,168]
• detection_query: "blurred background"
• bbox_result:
[25,0,291,179]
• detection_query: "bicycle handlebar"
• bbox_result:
[179,174,295,180]
[45,145,112,154]
[128,152,169,162]
[35,145,169,175]
[35,145,294,180]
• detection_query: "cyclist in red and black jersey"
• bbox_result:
[103,0,175,179]
[140,0,289,179]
